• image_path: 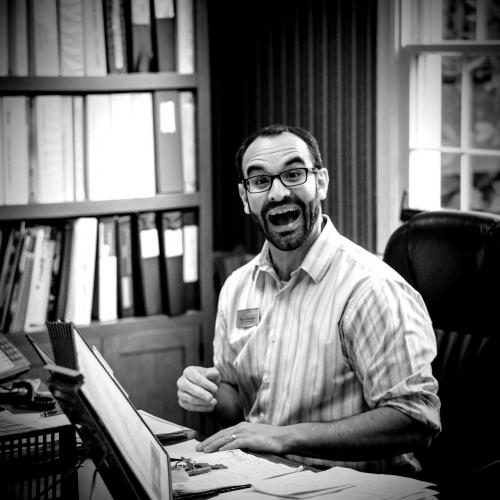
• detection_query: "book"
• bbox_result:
[104,0,128,73]
[92,217,118,322]
[151,0,176,72]
[0,0,8,76]
[7,230,35,332]
[157,211,185,316]
[8,0,28,76]
[116,215,135,318]
[2,96,29,205]
[64,218,98,326]
[31,96,67,203]
[127,0,154,72]
[0,98,4,205]
[0,227,18,321]
[58,0,85,76]
[72,96,86,201]
[153,90,183,194]
[176,0,194,74]
[182,210,199,311]
[0,225,27,332]
[24,226,56,331]
[83,0,107,76]
[133,212,162,316]
[28,0,60,76]
[179,91,197,193]
[85,94,114,200]
[53,222,74,322]
[61,96,75,202]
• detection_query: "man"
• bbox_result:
[177,124,440,474]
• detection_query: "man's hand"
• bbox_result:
[177,366,221,412]
[195,422,291,455]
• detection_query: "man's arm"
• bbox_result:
[196,406,434,460]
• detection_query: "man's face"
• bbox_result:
[238,132,329,251]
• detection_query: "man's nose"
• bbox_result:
[268,176,290,201]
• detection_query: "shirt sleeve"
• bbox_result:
[340,276,441,433]
[212,280,239,386]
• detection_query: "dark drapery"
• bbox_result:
[209,0,377,253]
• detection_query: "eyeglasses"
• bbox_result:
[242,167,319,193]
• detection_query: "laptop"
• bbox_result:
[43,322,172,500]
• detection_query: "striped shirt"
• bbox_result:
[213,215,441,473]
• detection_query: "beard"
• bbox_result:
[249,191,321,251]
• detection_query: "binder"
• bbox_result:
[176,0,194,74]
[82,0,107,75]
[64,218,98,326]
[48,225,68,321]
[0,0,8,76]
[182,210,199,311]
[8,0,28,76]
[28,0,60,76]
[153,90,183,194]
[179,91,197,193]
[58,0,85,76]
[116,215,136,317]
[126,0,154,72]
[92,217,118,321]
[133,212,162,316]
[104,0,128,73]
[151,0,176,72]
[158,211,185,316]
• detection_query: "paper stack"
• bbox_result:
[218,466,438,500]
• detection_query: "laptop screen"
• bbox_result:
[71,328,171,500]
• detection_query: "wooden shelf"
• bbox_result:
[0,73,198,95]
[0,193,200,221]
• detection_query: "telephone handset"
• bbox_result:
[0,333,31,382]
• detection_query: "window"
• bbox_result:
[376,0,500,251]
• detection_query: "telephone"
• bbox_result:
[0,333,31,382]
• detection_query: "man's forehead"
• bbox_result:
[242,133,311,168]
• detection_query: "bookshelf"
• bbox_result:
[0,0,213,433]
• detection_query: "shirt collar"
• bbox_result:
[252,215,340,284]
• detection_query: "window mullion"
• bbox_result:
[460,60,472,210]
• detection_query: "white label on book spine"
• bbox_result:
[164,229,183,258]
[140,229,160,259]
[154,0,174,19]
[121,276,132,308]
[132,0,150,25]
[183,225,198,283]
[159,101,176,133]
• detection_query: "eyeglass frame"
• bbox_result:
[241,167,320,193]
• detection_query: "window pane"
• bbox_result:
[441,153,461,208]
[470,155,500,212]
[409,149,442,209]
[486,0,500,40]
[470,55,500,150]
[443,0,476,40]
[442,56,462,147]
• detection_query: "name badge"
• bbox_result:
[237,308,260,328]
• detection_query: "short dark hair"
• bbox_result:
[235,124,324,181]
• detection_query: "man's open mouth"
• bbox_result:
[266,206,301,226]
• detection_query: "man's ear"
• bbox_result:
[238,183,251,214]
[317,168,329,201]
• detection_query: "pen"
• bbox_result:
[188,466,212,476]
[263,465,304,480]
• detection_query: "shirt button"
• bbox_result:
[260,412,265,419]
[262,374,270,385]
[271,335,276,343]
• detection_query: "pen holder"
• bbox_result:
[0,424,78,499]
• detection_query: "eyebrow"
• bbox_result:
[245,156,306,177]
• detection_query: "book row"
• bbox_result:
[0,210,200,333]
[0,90,196,205]
[0,0,194,77]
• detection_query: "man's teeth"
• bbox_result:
[268,206,297,216]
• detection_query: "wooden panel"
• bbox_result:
[103,325,203,431]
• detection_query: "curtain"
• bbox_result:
[209,0,377,253]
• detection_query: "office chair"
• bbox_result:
[383,209,500,499]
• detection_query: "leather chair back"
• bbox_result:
[383,210,500,493]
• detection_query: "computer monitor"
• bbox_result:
[44,323,172,500]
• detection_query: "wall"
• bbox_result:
[209,0,377,254]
